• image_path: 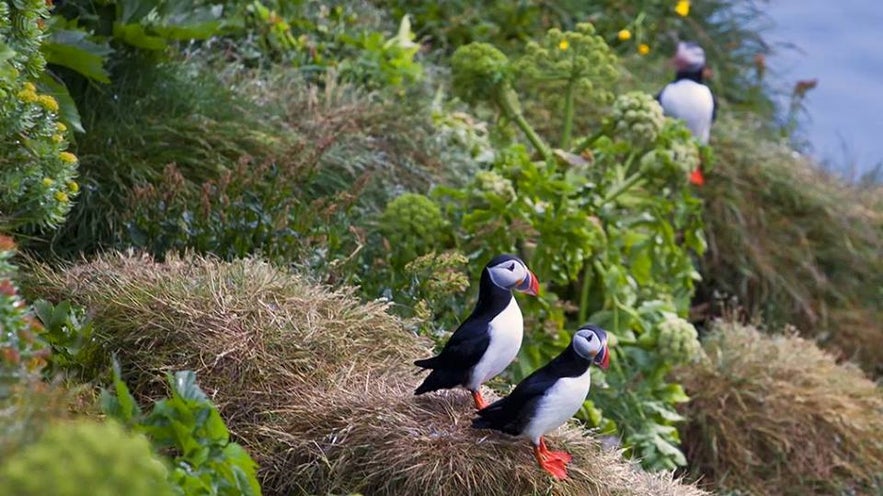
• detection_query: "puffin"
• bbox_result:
[657,40,717,145]
[413,254,540,410]
[472,324,610,480]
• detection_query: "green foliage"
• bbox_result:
[0,419,175,496]
[450,42,511,106]
[31,298,96,379]
[377,193,450,269]
[102,361,262,496]
[0,236,52,398]
[240,1,421,90]
[0,0,80,231]
[122,154,359,270]
[515,23,618,147]
[370,25,707,471]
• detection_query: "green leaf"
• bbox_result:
[656,383,690,403]
[113,23,168,50]
[100,358,142,424]
[43,30,112,83]
[171,370,208,402]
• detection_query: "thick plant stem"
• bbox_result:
[497,86,553,163]
[578,262,593,323]
[603,171,644,205]
[560,78,576,149]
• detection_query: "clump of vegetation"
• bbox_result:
[103,364,261,496]
[0,419,175,496]
[272,371,708,496]
[22,252,705,496]
[677,321,883,495]
[377,193,451,269]
[698,115,883,375]
[0,0,79,231]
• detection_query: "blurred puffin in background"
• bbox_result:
[413,254,539,410]
[657,41,716,185]
[472,325,610,480]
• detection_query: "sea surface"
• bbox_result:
[765,0,883,178]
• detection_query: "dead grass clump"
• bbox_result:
[700,115,883,375]
[677,321,883,495]
[22,252,424,402]
[260,371,707,496]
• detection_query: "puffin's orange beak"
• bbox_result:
[518,270,540,296]
[596,344,610,370]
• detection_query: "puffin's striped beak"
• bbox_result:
[517,270,540,296]
[595,343,610,370]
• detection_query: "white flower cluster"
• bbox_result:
[611,91,666,148]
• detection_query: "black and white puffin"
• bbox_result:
[657,41,717,146]
[413,254,540,410]
[472,325,610,480]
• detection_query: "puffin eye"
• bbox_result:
[507,263,515,271]
[585,334,593,342]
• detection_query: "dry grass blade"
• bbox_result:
[22,253,707,496]
[677,321,883,495]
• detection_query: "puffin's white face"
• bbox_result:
[573,326,610,369]
[674,41,706,72]
[486,257,539,295]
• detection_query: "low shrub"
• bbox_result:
[0,419,174,496]
[0,0,79,231]
[677,321,883,495]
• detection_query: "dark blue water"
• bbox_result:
[766,1,883,178]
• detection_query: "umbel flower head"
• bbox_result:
[610,91,666,148]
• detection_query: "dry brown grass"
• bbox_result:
[699,115,883,376]
[23,253,707,496]
[677,321,883,496]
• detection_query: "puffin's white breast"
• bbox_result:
[522,368,592,444]
[659,79,714,144]
[467,296,523,390]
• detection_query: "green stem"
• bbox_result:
[603,171,644,205]
[497,86,553,163]
[572,127,606,155]
[560,77,576,149]
[578,262,593,323]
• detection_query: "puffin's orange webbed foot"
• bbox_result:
[471,390,489,410]
[534,440,570,480]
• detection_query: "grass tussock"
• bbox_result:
[677,321,883,495]
[22,253,423,398]
[22,253,706,496]
[700,115,883,375]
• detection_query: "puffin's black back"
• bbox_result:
[413,261,514,394]
[472,343,590,435]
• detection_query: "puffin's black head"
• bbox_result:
[573,324,610,370]
[673,41,706,73]
[484,254,540,296]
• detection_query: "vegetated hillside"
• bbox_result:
[23,253,708,496]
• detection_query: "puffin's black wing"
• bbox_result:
[413,317,491,394]
[711,92,718,122]
[471,366,559,435]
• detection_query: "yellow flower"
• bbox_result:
[675,0,690,17]
[558,39,569,51]
[67,181,79,193]
[23,82,36,93]
[17,89,38,103]
[42,177,54,187]
[37,94,59,112]
[618,29,632,41]
[51,134,64,143]
[56,122,67,133]
[59,151,78,164]
[54,191,69,203]
[638,43,651,55]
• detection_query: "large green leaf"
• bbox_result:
[113,23,167,50]
[43,29,112,83]
[39,73,85,133]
